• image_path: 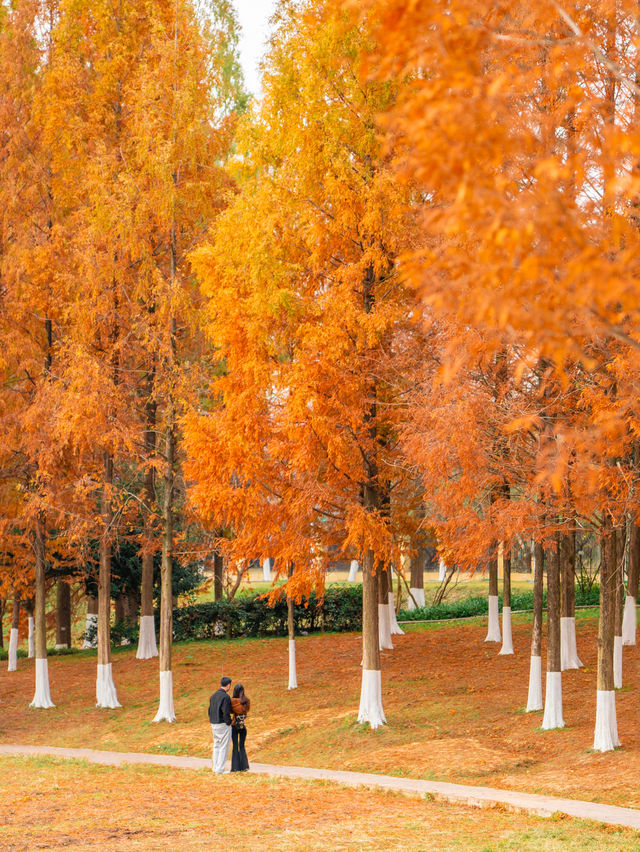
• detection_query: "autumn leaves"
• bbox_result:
[2,0,640,750]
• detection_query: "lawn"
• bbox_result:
[2,610,640,812]
[1,755,638,851]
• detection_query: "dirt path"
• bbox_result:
[2,742,639,831]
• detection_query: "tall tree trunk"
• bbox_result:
[137,389,158,660]
[357,262,385,728]
[0,598,4,649]
[30,516,54,708]
[526,542,544,711]
[213,551,224,601]
[377,563,393,650]
[26,596,35,658]
[593,523,620,750]
[499,543,513,654]
[287,563,297,689]
[560,530,582,669]
[542,534,564,729]
[407,547,425,609]
[96,450,120,708]
[387,565,404,636]
[8,594,20,671]
[622,521,639,645]
[359,545,385,728]
[154,413,176,723]
[613,526,625,689]
[484,548,501,642]
[55,580,71,649]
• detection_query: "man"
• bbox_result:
[209,675,232,774]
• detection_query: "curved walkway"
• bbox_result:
[1,743,639,831]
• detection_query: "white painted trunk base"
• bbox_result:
[485,595,501,642]
[357,669,386,729]
[499,607,514,655]
[541,671,564,730]
[622,595,636,646]
[28,617,35,658]
[153,670,176,722]
[614,635,623,690]
[82,613,98,649]
[348,560,359,582]
[96,663,122,709]
[407,588,425,610]
[288,639,298,689]
[593,690,620,752]
[30,658,55,709]
[560,617,583,670]
[525,655,543,712]
[388,593,404,635]
[136,615,158,659]
[8,627,18,671]
[438,558,447,583]
[378,603,393,650]
[262,558,272,582]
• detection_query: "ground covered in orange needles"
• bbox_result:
[1,755,638,851]
[1,611,639,810]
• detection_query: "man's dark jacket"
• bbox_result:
[208,687,232,725]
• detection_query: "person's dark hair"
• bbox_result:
[221,676,232,687]
[233,683,249,708]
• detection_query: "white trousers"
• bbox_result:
[211,723,231,774]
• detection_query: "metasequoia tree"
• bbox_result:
[360,0,640,749]
[186,0,424,727]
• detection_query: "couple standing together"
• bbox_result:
[209,676,250,774]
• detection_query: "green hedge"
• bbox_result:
[399,585,601,622]
[168,585,363,641]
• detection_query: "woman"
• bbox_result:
[230,683,250,772]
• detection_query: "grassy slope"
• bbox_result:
[2,610,639,810]
[1,755,638,852]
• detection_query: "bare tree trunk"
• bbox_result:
[526,542,544,711]
[96,450,120,708]
[0,598,4,649]
[8,594,20,671]
[214,551,224,601]
[137,388,158,660]
[485,549,501,642]
[560,530,582,669]
[154,412,176,722]
[542,534,564,729]
[287,563,297,689]
[500,543,513,654]
[26,596,35,657]
[622,521,640,645]
[55,580,71,649]
[594,524,620,750]
[377,563,393,649]
[407,547,425,609]
[30,516,54,708]
[613,526,625,688]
